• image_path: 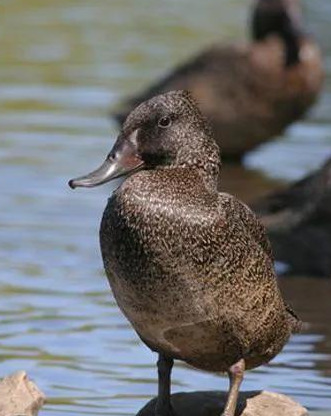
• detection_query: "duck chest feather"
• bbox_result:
[98,171,290,370]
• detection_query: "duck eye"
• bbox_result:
[158,116,172,128]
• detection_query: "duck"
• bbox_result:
[69,90,301,416]
[112,0,323,160]
[253,156,331,277]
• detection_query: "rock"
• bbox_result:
[136,390,308,416]
[0,371,45,416]
[242,391,308,416]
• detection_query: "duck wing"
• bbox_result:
[112,45,245,125]
[220,193,274,261]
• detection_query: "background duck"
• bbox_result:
[70,90,301,416]
[253,156,331,277]
[111,0,323,160]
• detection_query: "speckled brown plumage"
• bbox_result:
[112,0,323,159]
[70,90,300,416]
[104,90,299,366]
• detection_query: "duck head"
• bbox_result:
[252,0,304,66]
[69,90,220,189]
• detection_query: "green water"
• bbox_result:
[1,0,331,415]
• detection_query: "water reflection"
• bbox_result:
[0,0,331,415]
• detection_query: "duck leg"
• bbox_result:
[222,358,245,416]
[155,354,175,416]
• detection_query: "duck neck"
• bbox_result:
[175,133,221,189]
[252,1,304,67]
[280,24,302,66]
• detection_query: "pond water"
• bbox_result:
[0,0,331,415]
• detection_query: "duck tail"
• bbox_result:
[285,302,303,334]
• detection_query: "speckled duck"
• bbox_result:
[69,90,301,416]
[112,0,323,159]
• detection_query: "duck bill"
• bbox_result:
[68,130,144,189]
